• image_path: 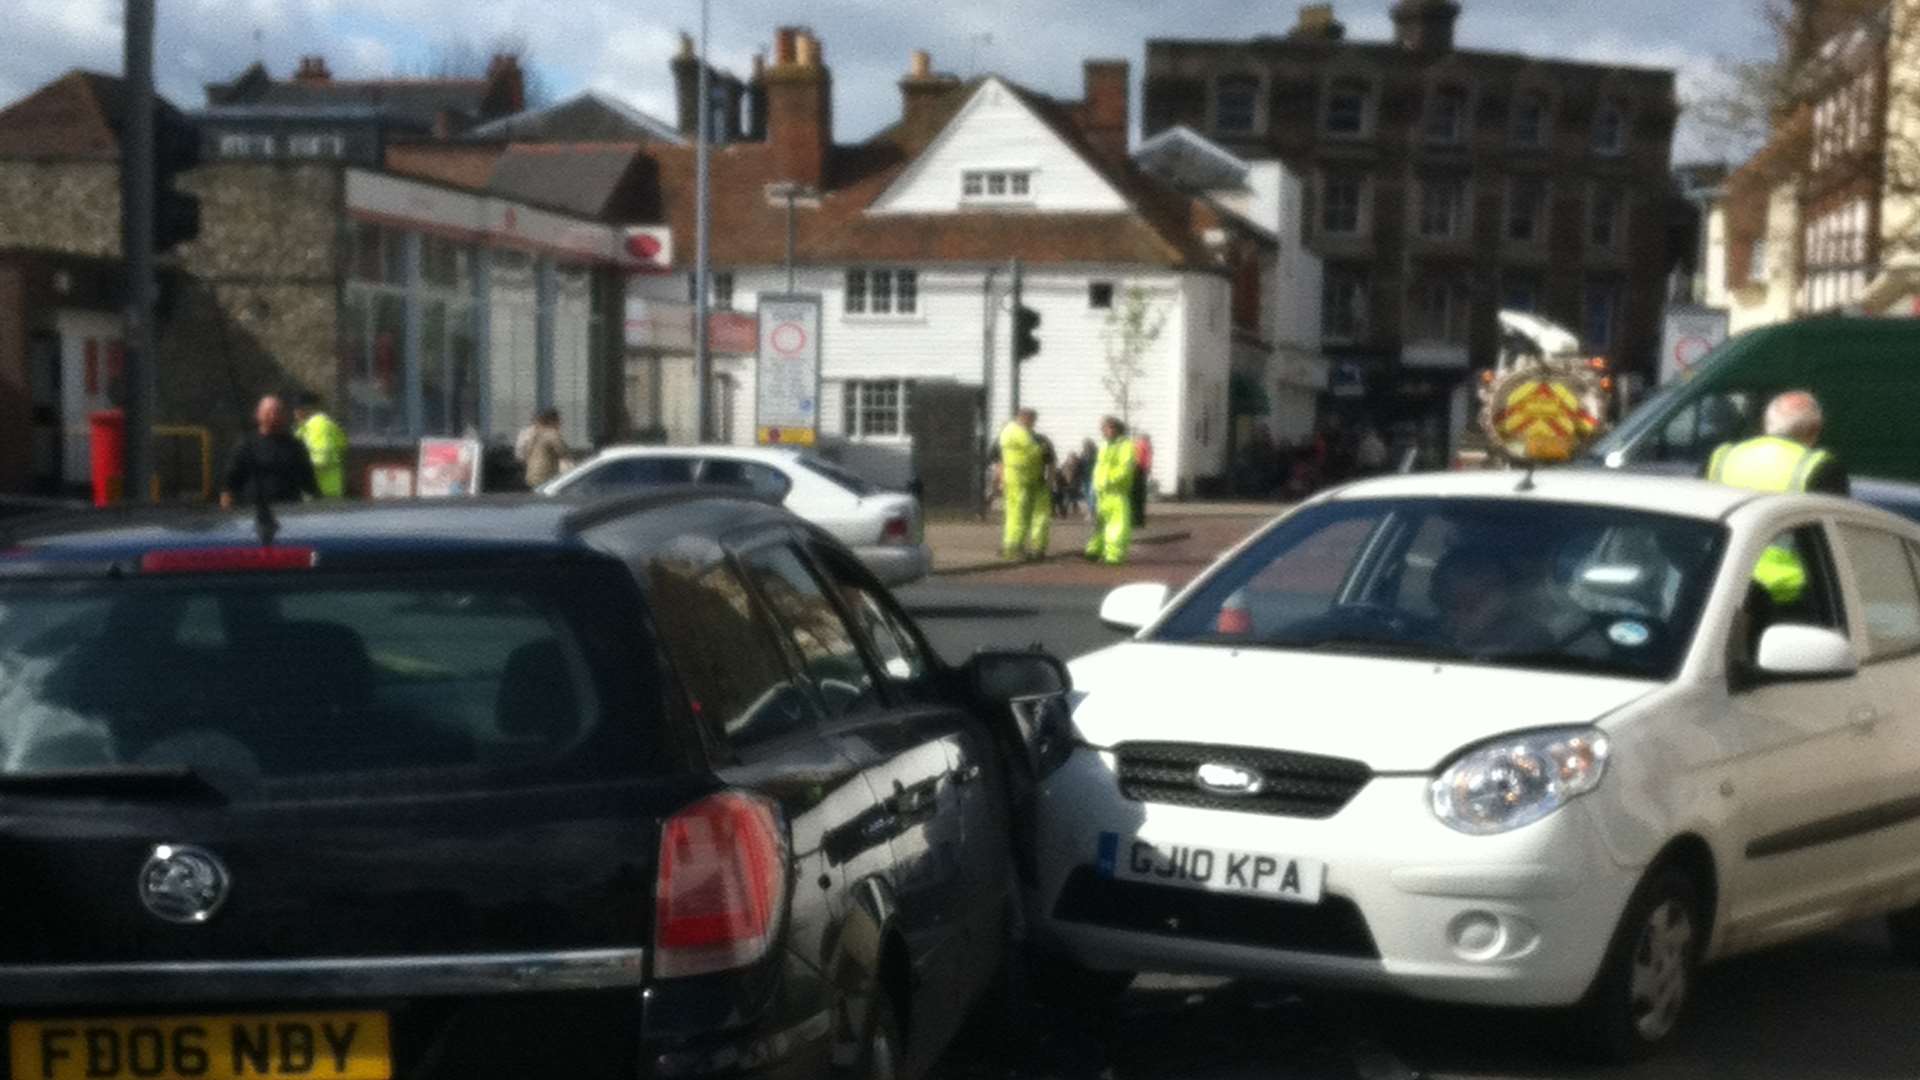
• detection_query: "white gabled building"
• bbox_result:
[624,29,1272,495]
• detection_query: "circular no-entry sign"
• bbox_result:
[771,322,808,356]
[1674,335,1713,372]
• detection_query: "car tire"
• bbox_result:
[1025,949,1135,1012]
[1887,902,1920,964]
[857,987,905,1080]
[1573,864,1705,1063]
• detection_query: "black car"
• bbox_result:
[0,493,1066,1080]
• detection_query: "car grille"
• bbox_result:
[1114,742,1371,819]
[1052,868,1380,959]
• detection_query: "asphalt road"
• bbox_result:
[905,575,1920,1080]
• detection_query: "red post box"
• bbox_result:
[89,409,126,507]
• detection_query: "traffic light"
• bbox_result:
[152,115,200,253]
[1014,305,1042,362]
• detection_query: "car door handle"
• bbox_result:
[1849,706,1881,734]
[955,763,983,786]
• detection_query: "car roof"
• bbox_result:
[588,444,802,465]
[1,491,795,567]
[1328,469,1769,521]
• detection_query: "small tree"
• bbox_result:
[1100,285,1166,428]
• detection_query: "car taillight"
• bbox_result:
[653,791,789,979]
[881,515,912,545]
[140,547,318,573]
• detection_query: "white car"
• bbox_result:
[542,445,932,586]
[1029,469,1920,1061]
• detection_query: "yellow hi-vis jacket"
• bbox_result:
[999,422,1045,489]
[1091,437,1137,498]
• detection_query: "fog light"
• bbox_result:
[1448,911,1506,961]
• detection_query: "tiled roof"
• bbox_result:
[0,70,192,162]
[466,92,683,144]
[241,80,490,129]
[488,143,653,220]
[639,75,1231,271]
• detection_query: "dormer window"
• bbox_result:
[962,169,1033,203]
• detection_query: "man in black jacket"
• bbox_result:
[220,395,321,509]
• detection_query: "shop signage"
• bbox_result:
[755,294,823,447]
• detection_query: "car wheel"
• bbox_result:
[857,988,904,1080]
[1575,864,1704,1063]
[1026,949,1134,1011]
[1887,902,1920,964]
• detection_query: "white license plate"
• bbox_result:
[1097,833,1326,905]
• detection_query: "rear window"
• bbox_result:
[798,457,876,497]
[0,565,661,796]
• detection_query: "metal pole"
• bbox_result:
[123,0,158,503]
[692,0,713,443]
[785,189,797,293]
[1008,257,1023,415]
[978,265,999,520]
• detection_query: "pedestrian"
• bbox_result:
[1706,391,1850,607]
[1131,432,1154,527]
[1078,438,1098,518]
[998,408,1050,561]
[1706,390,1850,496]
[1035,432,1064,518]
[292,392,349,498]
[1357,425,1390,477]
[220,394,320,509]
[521,408,572,489]
[1085,416,1138,566]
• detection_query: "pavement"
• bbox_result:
[927,502,1282,587]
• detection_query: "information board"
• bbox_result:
[755,294,823,447]
[415,438,483,497]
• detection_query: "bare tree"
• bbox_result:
[1100,286,1166,428]
[417,33,554,109]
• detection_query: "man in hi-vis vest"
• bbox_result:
[1707,391,1850,604]
[998,408,1050,561]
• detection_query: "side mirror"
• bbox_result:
[1755,624,1858,680]
[965,649,1071,707]
[1099,582,1171,633]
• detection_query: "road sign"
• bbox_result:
[756,294,822,447]
[1659,307,1730,384]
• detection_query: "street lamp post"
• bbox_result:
[764,181,819,294]
[693,0,712,443]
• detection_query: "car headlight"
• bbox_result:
[1430,727,1611,836]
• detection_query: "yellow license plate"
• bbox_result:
[11,1011,391,1080]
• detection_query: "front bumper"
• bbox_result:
[1031,747,1642,1008]
[854,543,933,587]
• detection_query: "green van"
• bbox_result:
[1589,317,1920,493]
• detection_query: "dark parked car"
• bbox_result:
[0,493,1065,1080]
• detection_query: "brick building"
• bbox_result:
[1144,0,1678,453]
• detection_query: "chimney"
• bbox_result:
[898,49,961,144]
[483,54,526,117]
[671,33,700,138]
[1080,59,1130,161]
[766,26,832,187]
[294,55,332,83]
[1391,0,1461,53]
[747,53,769,140]
[1290,4,1347,41]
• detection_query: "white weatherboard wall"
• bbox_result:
[627,264,1229,489]
[868,79,1129,215]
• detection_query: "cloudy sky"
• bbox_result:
[3,0,1773,161]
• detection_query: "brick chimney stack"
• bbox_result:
[766,27,832,187]
[294,56,332,83]
[482,53,526,118]
[747,53,769,140]
[898,49,961,146]
[1390,0,1461,53]
[1080,60,1130,161]
[1289,4,1347,41]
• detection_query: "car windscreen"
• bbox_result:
[1151,497,1726,680]
[0,563,662,798]
[798,457,877,496]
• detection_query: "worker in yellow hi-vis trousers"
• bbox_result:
[1084,416,1137,566]
[998,408,1050,561]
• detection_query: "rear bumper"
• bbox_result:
[853,543,933,586]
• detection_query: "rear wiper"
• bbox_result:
[0,765,230,802]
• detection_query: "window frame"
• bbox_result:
[1322,265,1370,344]
[733,536,892,723]
[1323,76,1373,138]
[1213,74,1263,135]
[1593,99,1628,157]
[961,169,1036,204]
[1089,281,1116,310]
[1837,524,1920,663]
[1321,173,1366,237]
[1418,176,1467,241]
[1506,176,1548,244]
[1511,92,1549,149]
[844,268,920,318]
[1423,86,1469,145]
[1589,187,1623,251]
[840,379,913,442]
